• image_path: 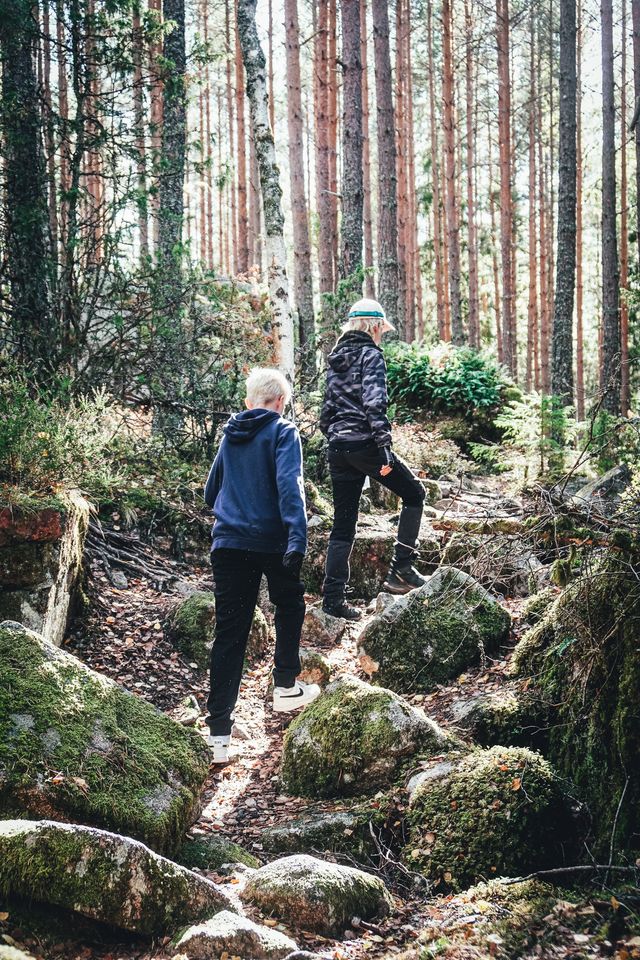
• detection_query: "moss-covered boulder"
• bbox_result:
[261,802,391,863]
[281,675,450,799]
[405,746,571,890]
[0,820,236,936]
[0,949,37,960]
[510,547,640,857]
[166,591,270,669]
[357,567,511,693]
[175,911,297,959]
[0,622,210,854]
[177,834,260,871]
[298,648,332,686]
[242,854,394,935]
[450,688,546,750]
[300,605,347,646]
[521,586,559,625]
[441,533,546,598]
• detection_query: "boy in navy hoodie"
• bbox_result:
[204,368,320,763]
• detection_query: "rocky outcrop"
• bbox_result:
[0,622,210,854]
[450,688,545,750]
[570,464,632,518]
[405,747,571,890]
[357,567,511,693]
[0,491,89,646]
[176,834,260,871]
[298,648,332,686]
[242,854,394,936]
[175,911,297,959]
[166,590,270,669]
[261,804,389,862]
[281,675,450,799]
[0,820,237,936]
[300,605,347,646]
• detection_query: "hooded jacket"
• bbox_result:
[319,331,392,455]
[204,409,307,554]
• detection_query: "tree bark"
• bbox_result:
[285,0,315,372]
[488,123,502,363]
[0,0,52,373]
[328,0,339,289]
[442,0,463,344]
[237,0,294,379]
[496,0,516,377]
[631,0,640,269]
[427,0,446,341]
[372,0,399,332]
[621,0,630,415]
[551,0,577,407]
[339,0,364,286]
[148,0,162,252]
[235,0,249,273]
[394,0,408,336]
[526,8,538,392]
[405,0,422,339]
[600,0,622,413]
[226,0,238,274]
[576,0,585,418]
[315,0,334,345]
[464,0,479,348]
[132,7,149,261]
[361,0,375,298]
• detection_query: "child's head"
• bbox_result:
[342,298,395,345]
[245,367,291,413]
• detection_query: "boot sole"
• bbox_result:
[382,581,422,595]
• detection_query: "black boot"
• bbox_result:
[382,563,427,595]
[322,599,363,621]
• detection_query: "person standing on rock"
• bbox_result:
[204,368,321,763]
[319,299,427,620]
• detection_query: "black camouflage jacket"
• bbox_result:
[319,331,392,455]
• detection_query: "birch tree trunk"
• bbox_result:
[339,0,364,286]
[237,0,294,380]
[551,0,577,407]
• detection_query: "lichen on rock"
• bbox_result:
[0,819,237,936]
[357,566,511,693]
[441,533,546,597]
[166,590,270,669]
[176,834,260,871]
[281,675,450,799]
[404,746,572,890]
[261,802,391,863]
[242,854,394,935]
[174,910,296,959]
[450,688,546,750]
[0,622,210,853]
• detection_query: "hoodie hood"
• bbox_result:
[328,330,379,373]
[223,408,280,444]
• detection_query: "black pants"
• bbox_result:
[323,443,425,602]
[207,548,305,736]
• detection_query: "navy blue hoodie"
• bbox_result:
[204,409,307,555]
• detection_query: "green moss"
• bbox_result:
[521,587,558,625]
[405,746,572,890]
[359,568,511,693]
[176,835,260,870]
[166,592,269,669]
[452,688,547,750]
[281,676,449,799]
[511,548,640,857]
[261,800,395,863]
[0,624,210,854]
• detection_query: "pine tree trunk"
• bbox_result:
[1,0,51,372]
[631,0,640,269]
[464,0,479,348]
[226,0,237,274]
[488,125,503,363]
[339,0,363,286]
[551,0,577,406]
[394,0,408,336]
[405,0,422,339]
[204,1,213,268]
[526,10,538,393]
[285,0,315,372]
[372,0,399,332]
[315,0,334,346]
[600,0,622,413]
[442,0,463,344]
[148,0,162,252]
[361,0,375,298]
[427,0,446,341]
[235,0,249,274]
[328,0,339,289]
[621,0,630,415]
[132,8,148,261]
[41,0,58,261]
[576,0,585,419]
[496,0,516,377]
[237,0,294,378]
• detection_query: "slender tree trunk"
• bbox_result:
[405,0,422,339]
[132,8,149,261]
[488,124,503,363]
[372,0,399,332]
[551,0,577,406]
[235,0,249,273]
[328,0,339,289]
[395,0,408,336]
[441,161,451,340]
[148,0,162,251]
[600,0,621,412]
[56,0,70,248]
[268,0,275,132]
[442,0,463,344]
[361,0,375,298]
[41,0,58,259]
[496,0,516,377]
[427,0,445,341]
[339,0,364,286]
[226,0,237,273]
[204,2,213,268]
[315,0,334,343]
[0,0,51,372]
[248,126,262,269]
[527,11,538,393]
[285,0,315,371]
[576,0,585,419]
[621,0,630,415]
[464,0,479,348]
[238,0,294,378]
[631,0,640,268]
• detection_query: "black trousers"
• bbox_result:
[323,443,425,602]
[207,548,305,736]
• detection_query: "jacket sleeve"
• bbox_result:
[275,423,308,554]
[361,349,393,452]
[319,384,334,437]
[203,450,223,508]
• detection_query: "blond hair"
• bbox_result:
[341,315,385,337]
[245,367,291,407]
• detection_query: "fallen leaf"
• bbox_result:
[511,777,522,791]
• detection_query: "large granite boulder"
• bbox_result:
[0,491,89,646]
[0,622,210,854]
[174,911,296,959]
[357,567,511,693]
[570,464,632,518]
[242,854,394,935]
[405,747,571,890]
[281,675,450,799]
[0,820,236,936]
[441,533,546,597]
[176,834,260,871]
[261,802,390,863]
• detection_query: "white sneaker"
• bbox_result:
[208,734,231,763]
[273,679,321,713]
